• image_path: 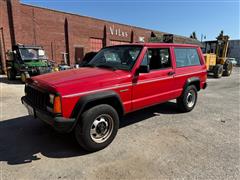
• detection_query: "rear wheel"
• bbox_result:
[177,85,198,112]
[20,72,30,83]
[75,104,119,152]
[7,69,16,80]
[213,64,223,78]
[223,60,233,76]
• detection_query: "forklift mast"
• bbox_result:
[215,32,229,63]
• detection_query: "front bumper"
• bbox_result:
[21,96,75,133]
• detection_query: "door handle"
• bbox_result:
[168,71,175,76]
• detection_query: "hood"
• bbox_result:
[31,67,128,95]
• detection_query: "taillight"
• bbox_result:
[53,96,62,114]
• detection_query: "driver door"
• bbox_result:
[132,47,176,111]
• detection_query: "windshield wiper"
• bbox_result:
[96,64,117,70]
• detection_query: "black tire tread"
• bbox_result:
[223,60,233,76]
[21,72,30,83]
[177,85,198,112]
[213,64,223,78]
[75,104,119,152]
[7,69,16,80]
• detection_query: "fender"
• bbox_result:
[70,90,124,129]
[183,77,200,91]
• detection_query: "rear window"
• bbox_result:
[174,48,201,67]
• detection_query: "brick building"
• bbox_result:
[228,40,240,64]
[0,0,200,73]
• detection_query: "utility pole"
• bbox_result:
[201,34,206,42]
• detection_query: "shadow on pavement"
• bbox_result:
[120,101,179,128]
[0,116,87,165]
[0,102,180,165]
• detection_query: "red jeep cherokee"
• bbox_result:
[22,43,207,151]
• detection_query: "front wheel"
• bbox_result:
[75,104,119,152]
[223,60,233,76]
[20,72,30,83]
[213,64,223,78]
[177,85,198,112]
[7,69,16,80]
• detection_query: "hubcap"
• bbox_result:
[186,90,196,108]
[90,114,114,143]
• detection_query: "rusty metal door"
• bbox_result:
[75,47,84,64]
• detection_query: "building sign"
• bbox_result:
[109,25,128,38]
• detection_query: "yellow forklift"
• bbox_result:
[203,31,233,78]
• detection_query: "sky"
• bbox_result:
[21,0,240,41]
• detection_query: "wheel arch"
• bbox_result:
[70,90,124,130]
[184,77,200,91]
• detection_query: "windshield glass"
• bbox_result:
[88,45,142,70]
[19,48,46,60]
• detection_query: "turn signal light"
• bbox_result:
[53,96,62,114]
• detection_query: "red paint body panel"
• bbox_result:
[28,43,207,118]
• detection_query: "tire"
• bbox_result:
[7,69,16,80]
[21,72,30,83]
[223,60,233,76]
[213,64,223,78]
[177,85,198,112]
[75,104,119,152]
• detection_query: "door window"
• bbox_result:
[141,48,172,70]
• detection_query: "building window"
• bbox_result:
[90,38,103,52]
[110,40,129,46]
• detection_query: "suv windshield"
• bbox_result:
[88,45,142,70]
[19,48,46,60]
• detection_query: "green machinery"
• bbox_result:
[6,44,52,82]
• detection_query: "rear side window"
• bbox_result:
[174,48,201,67]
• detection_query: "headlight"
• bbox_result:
[49,94,55,104]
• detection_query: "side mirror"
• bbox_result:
[138,65,150,73]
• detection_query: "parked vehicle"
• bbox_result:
[58,64,71,71]
[203,31,233,78]
[22,43,207,152]
[227,58,237,66]
[6,44,52,83]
